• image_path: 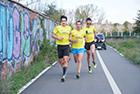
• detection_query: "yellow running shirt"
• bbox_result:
[82,26,95,43]
[53,25,72,45]
[71,29,87,49]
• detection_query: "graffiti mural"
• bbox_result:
[39,16,44,43]
[0,0,57,79]
[7,6,13,62]
[12,6,21,60]
[0,2,6,62]
[32,18,39,55]
[49,19,53,42]
[0,2,5,77]
[23,12,31,57]
[45,19,49,39]
[20,11,31,66]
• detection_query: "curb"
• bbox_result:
[108,45,124,58]
[18,61,58,94]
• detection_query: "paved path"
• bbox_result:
[21,46,140,94]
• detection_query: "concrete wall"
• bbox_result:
[0,0,58,79]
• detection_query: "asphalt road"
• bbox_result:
[21,46,140,94]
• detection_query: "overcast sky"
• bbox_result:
[56,0,140,24]
[20,0,140,24]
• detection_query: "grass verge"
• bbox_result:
[107,38,140,66]
[0,39,58,94]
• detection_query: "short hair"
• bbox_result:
[60,15,67,22]
[76,20,82,25]
[86,18,92,22]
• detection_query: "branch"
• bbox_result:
[26,0,39,6]
[17,0,23,2]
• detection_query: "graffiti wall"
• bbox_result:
[0,0,58,79]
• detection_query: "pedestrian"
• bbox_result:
[69,21,87,78]
[52,15,71,82]
[82,18,98,74]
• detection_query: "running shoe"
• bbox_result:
[93,62,97,69]
[61,75,65,82]
[88,67,92,74]
[76,73,80,78]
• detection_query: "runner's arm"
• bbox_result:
[69,33,78,42]
[84,36,87,42]
[52,33,63,40]
[69,33,73,42]
[94,31,98,37]
[94,31,99,39]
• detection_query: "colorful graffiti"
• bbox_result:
[12,6,21,60]
[0,2,6,77]
[49,19,53,42]
[32,18,39,55]
[0,2,6,61]
[0,0,58,79]
[45,19,49,39]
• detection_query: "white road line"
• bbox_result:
[96,50,122,94]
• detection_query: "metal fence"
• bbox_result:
[103,32,140,38]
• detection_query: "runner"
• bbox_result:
[52,15,71,82]
[83,18,98,74]
[69,21,87,78]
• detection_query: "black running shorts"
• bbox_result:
[57,45,70,58]
[85,41,95,50]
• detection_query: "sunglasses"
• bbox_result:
[87,23,91,25]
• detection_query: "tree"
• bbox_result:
[113,23,119,33]
[133,10,140,33]
[103,23,113,37]
[123,21,131,33]
[117,25,124,36]
[94,23,103,33]
[65,9,74,24]
[16,0,40,7]
[74,4,105,24]
[96,9,105,23]
[43,2,65,22]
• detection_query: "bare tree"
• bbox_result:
[116,25,123,36]
[65,9,74,24]
[127,23,133,36]
[16,0,40,7]
[103,23,114,36]
[96,9,105,23]
[17,0,22,2]
[93,23,103,33]
[74,4,105,24]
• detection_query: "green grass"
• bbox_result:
[0,39,58,94]
[107,39,140,65]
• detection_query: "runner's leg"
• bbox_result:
[90,44,97,68]
[77,53,84,74]
[59,58,64,68]
[63,56,69,75]
[73,55,78,63]
[87,50,91,67]
[90,44,95,62]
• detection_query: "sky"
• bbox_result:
[20,0,140,24]
[55,0,140,24]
